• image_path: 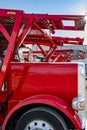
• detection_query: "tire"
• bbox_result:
[15,107,68,130]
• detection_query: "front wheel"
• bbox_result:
[15,107,68,130]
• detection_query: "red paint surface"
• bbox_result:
[9,62,78,104]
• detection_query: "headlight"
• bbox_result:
[72,96,85,110]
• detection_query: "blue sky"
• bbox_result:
[0,0,87,15]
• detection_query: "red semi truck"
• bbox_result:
[0,8,86,130]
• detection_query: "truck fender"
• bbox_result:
[2,94,81,130]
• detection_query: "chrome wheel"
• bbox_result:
[24,120,54,130]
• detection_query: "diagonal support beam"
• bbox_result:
[0,11,23,91]
[17,23,32,47]
[0,23,10,41]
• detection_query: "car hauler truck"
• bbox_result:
[0,8,86,130]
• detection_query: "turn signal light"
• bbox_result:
[72,96,85,110]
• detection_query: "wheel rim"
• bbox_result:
[24,119,54,130]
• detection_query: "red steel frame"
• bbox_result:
[0,9,24,92]
[0,8,85,95]
[0,8,85,90]
[0,8,85,129]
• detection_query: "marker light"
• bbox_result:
[7,11,16,15]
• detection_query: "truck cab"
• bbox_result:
[0,9,86,130]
